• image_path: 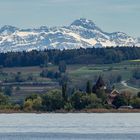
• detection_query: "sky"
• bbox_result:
[0,0,139,37]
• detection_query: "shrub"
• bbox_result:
[32,96,42,111]
[131,98,140,109]
[112,95,128,108]
[64,103,73,111]
[24,99,33,111]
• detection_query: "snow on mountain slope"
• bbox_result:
[0,18,139,52]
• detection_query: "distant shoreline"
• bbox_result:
[0,109,140,114]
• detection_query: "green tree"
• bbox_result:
[137,92,140,98]
[42,90,64,111]
[59,61,66,73]
[25,94,38,101]
[112,95,128,108]
[32,96,42,111]
[13,104,21,111]
[116,75,122,83]
[3,86,13,96]
[15,72,24,82]
[0,93,9,105]
[27,74,33,81]
[0,65,3,73]
[92,76,105,93]
[40,69,48,77]
[24,95,42,111]
[24,99,33,111]
[132,68,140,79]
[70,91,102,110]
[70,91,84,110]
[131,97,140,109]
[64,102,73,111]
[86,80,92,94]
[96,89,107,103]
[81,94,101,109]
[59,74,69,86]
[62,83,68,102]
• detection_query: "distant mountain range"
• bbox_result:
[0,18,139,52]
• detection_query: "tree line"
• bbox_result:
[0,47,140,67]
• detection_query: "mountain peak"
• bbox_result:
[71,18,98,30]
[0,19,139,52]
[0,25,19,35]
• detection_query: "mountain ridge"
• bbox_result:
[0,18,139,52]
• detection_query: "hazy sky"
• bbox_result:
[0,0,139,37]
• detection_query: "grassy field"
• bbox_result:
[68,61,140,90]
[72,60,140,96]
[0,59,139,101]
[130,59,140,62]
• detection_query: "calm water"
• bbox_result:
[0,113,140,140]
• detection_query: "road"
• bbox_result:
[121,80,139,91]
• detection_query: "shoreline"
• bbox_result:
[0,109,140,114]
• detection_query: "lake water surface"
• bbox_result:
[0,113,140,139]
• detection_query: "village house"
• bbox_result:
[107,89,120,105]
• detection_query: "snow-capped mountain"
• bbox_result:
[0,18,139,52]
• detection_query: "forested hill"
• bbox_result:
[0,47,140,67]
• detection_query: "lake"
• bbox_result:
[0,113,140,140]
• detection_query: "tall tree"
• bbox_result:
[92,76,106,93]
[59,61,66,73]
[62,83,68,102]
[86,80,92,94]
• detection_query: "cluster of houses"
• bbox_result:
[92,76,133,109]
